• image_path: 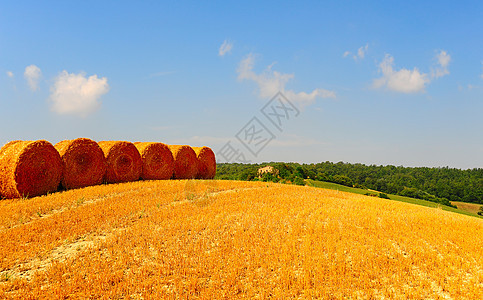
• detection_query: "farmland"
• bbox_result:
[307,180,483,218]
[0,180,482,298]
[451,201,483,216]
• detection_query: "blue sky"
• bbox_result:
[1,1,482,168]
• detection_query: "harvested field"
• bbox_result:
[0,180,481,298]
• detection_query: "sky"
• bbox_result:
[1,1,482,169]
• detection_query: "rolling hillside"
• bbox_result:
[306,179,483,218]
[0,180,482,298]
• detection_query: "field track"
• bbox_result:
[0,180,482,299]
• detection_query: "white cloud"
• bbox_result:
[343,44,369,61]
[373,54,430,93]
[6,71,14,78]
[431,50,451,79]
[356,44,369,60]
[237,53,335,107]
[49,71,109,117]
[218,40,233,57]
[24,65,42,90]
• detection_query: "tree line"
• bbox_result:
[215,162,483,206]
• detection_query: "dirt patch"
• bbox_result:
[451,201,482,215]
[0,233,108,281]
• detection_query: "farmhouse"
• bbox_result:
[257,165,279,178]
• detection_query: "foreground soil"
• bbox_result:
[0,180,482,299]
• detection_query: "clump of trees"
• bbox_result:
[216,161,483,207]
[379,193,390,199]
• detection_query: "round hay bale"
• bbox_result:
[134,142,174,180]
[168,145,198,179]
[192,146,216,179]
[55,138,106,190]
[98,141,142,184]
[0,140,62,199]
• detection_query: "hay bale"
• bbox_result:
[55,138,106,190]
[192,146,216,179]
[0,140,62,199]
[98,141,142,184]
[134,142,174,180]
[168,145,198,179]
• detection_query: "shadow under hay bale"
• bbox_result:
[0,140,63,199]
[98,141,142,184]
[55,138,106,190]
[193,146,216,179]
[168,145,198,179]
[134,142,174,180]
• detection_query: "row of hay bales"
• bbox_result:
[0,138,216,199]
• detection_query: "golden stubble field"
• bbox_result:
[0,180,481,299]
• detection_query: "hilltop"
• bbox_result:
[0,180,481,298]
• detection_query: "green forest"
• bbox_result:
[215,162,483,207]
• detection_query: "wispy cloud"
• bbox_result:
[218,40,233,57]
[344,44,369,61]
[6,71,14,78]
[49,71,109,117]
[237,53,335,107]
[373,54,430,93]
[431,50,451,79]
[24,65,42,90]
[357,44,369,60]
[458,84,481,91]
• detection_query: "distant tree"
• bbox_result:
[378,193,390,199]
[316,172,329,182]
[478,206,483,216]
[293,177,305,186]
[332,175,353,187]
[400,187,419,198]
[273,163,292,179]
[261,172,279,183]
[238,168,257,181]
[295,166,306,179]
[304,168,316,180]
